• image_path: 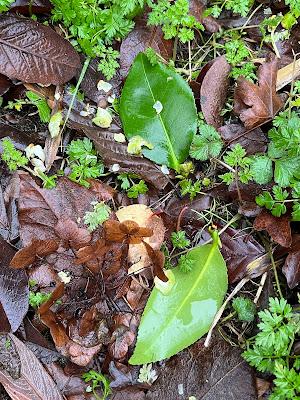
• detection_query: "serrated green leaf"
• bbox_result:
[250,155,273,184]
[274,157,300,187]
[129,237,228,365]
[120,53,197,169]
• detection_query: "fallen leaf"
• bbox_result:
[116,205,165,274]
[253,210,292,247]
[283,251,300,289]
[0,334,64,399]
[119,15,173,78]
[276,57,300,90]
[200,56,231,128]
[64,96,170,190]
[104,220,153,245]
[17,173,112,246]
[0,238,28,332]
[218,124,268,154]
[145,335,257,400]
[10,239,59,269]
[9,0,52,15]
[0,74,11,96]
[234,58,283,129]
[0,14,80,85]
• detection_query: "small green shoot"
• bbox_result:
[189,124,223,161]
[1,138,28,171]
[171,230,190,249]
[179,179,202,200]
[84,202,111,232]
[127,180,148,198]
[6,91,51,123]
[29,291,52,309]
[66,138,104,188]
[82,370,111,400]
[232,297,256,322]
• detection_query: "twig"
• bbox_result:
[254,271,268,304]
[269,247,283,299]
[204,277,248,347]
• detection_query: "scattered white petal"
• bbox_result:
[153,100,163,114]
[80,110,89,117]
[178,384,184,395]
[160,165,169,175]
[92,107,112,128]
[25,143,36,159]
[58,271,72,284]
[54,92,61,100]
[31,158,46,172]
[97,80,112,93]
[107,94,115,103]
[189,397,197,400]
[32,145,45,162]
[114,133,126,143]
[111,163,120,172]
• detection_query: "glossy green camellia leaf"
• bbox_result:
[119,53,197,170]
[129,233,228,365]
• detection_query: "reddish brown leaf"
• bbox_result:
[0,73,11,96]
[119,15,173,78]
[234,58,283,129]
[253,210,292,247]
[143,241,168,282]
[104,220,153,244]
[10,239,59,269]
[0,334,64,400]
[0,14,80,85]
[109,314,139,360]
[126,279,145,310]
[9,0,52,14]
[200,56,231,128]
[283,251,300,289]
[17,174,111,246]
[218,124,268,154]
[38,282,64,315]
[0,238,28,332]
[75,238,108,265]
[54,219,91,250]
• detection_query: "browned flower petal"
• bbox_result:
[104,220,126,242]
[38,282,64,315]
[120,220,140,234]
[143,241,168,282]
[75,238,107,265]
[10,239,59,269]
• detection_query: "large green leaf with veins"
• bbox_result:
[119,53,197,170]
[129,233,228,365]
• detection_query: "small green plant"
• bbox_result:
[230,62,257,82]
[205,0,253,18]
[82,370,111,400]
[147,0,204,43]
[189,124,223,161]
[243,298,300,399]
[171,230,190,249]
[178,253,194,273]
[219,144,253,185]
[0,0,14,12]
[260,15,290,58]
[232,297,256,322]
[1,138,28,171]
[29,291,52,309]
[117,173,149,198]
[6,91,51,123]
[224,38,251,66]
[51,0,144,79]
[66,138,104,188]
[84,201,111,232]
[179,179,202,200]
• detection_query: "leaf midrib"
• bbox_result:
[141,56,179,169]
[143,241,218,356]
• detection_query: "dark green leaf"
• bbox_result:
[250,155,273,184]
[120,53,197,169]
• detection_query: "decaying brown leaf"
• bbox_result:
[200,56,231,128]
[104,220,153,245]
[10,239,58,269]
[234,58,283,129]
[0,334,63,400]
[0,14,80,85]
[0,238,28,332]
[253,210,292,248]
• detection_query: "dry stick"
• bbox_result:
[254,271,268,304]
[204,277,249,347]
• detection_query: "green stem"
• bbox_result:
[61,56,91,134]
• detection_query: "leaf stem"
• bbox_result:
[269,247,283,299]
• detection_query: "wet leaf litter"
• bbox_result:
[0,0,300,399]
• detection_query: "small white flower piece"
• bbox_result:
[25,144,45,161]
[54,92,61,101]
[111,163,120,172]
[97,80,112,93]
[31,158,46,172]
[153,100,163,114]
[92,107,113,128]
[160,165,169,175]
[107,94,116,103]
[80,103,96,117]
[58,271,72,284]
[114,133,126,143]
[178,384,184,395]
[137,364,158,385]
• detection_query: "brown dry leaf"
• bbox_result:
[109,313,139,360]
[0,73,11,96]
[116,205,165,274]
[9,0,52,15]
[283,251,300,289]
[0,334,64,400]
[104,220,153,244]
[234,58,283,129]
[253,210,292,248]
[10,239,59,269]
[200,56,231,128]
[0,14,80,85]
[0,238,29,332]
[119,15,173,78]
